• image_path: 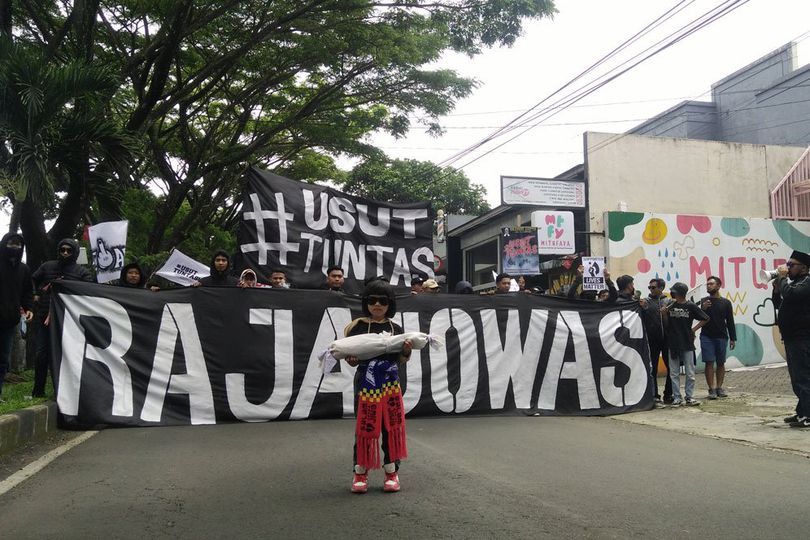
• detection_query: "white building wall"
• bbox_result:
[584,131,805,256]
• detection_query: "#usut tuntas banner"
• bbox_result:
[50,281,653,428]
[237,168,434,293]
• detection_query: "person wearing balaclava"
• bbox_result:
[30,238,94,398]
[195,249,238,287]
[0,233,34,400]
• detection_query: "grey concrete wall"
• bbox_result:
[583,131,806,256]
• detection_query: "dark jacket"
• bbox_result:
[117,262,147,288]
[642,295,672,342]
[199,250,239,287]
[773,274,810,340]
[0,233,34,328]
[32,238,94,321]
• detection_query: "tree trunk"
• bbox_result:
[18,198,51,272]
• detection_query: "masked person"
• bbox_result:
[0,233,34,400]
[31,239,93,397]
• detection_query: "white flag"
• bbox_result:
[155,249,210,286]
[89,220,129,283]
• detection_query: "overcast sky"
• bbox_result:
[3,0,810,233]
[370,0,810,207]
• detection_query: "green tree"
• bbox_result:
[0,40,135,269]
[343,158,489,214]
[5,1,555,260]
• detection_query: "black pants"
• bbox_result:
[32,322,52,397]
[784,338,810,418]
[649,339,673,400]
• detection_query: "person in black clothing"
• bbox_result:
[344,280,412,494]
[195,250,239,287]
[568,264,618,301]
[642,278,673,404]
[31,238,94,397]
[699,276,736,400]
[615,274,637,303]
[324,265,345,292]
[117,262,147,288]
[662,282,709,406]
[772,250,810,428]
[0,233,34,400]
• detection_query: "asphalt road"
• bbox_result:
[0,416,808,539]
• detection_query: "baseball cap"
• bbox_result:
[670,282,688,297]
[423,278,439,289]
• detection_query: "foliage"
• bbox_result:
[343,158,490,214]
[3,1,555,261]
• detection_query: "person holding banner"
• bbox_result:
[772,250,810,428]
[324,266,345,292]
[568,265,617,302]
[344,280,412,494]
[31,239,94,397]
[116,262,147,289]
[195,250,238,287]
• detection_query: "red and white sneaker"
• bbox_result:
[383,472,400,492]
[351,473,368,494]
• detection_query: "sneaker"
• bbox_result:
[663,396,674,404]
[670,399,683,407]
[654,396,662,404]
[685,398,700,406]
[351,473,368,494]
[716,388,728,398]
[789,417,810,429]
[707,389,717,400]
[383,472,400,493]
[784,414,799,424]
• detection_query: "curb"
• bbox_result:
[0,402,59,456]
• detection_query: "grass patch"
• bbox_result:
[0,370,54,415]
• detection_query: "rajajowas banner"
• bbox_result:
[88,220,128,283]
[50,281,654,429]
[236,168,434,293]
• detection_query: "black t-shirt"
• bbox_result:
[344,318,404,365]
[666,301,709,352]
[699,296,736,340]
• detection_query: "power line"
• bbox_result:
[435,0,697,168]
[448,0,751,172]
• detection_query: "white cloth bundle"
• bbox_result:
[319,332,443,373]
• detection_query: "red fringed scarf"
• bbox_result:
[355,359,407,470]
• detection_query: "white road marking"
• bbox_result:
[0,430,98,496]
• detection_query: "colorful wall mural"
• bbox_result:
[605,211,810,369]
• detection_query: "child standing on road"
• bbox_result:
[662,282,709,406]
[344,280,412,494]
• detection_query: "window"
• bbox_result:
[465,240,498,287]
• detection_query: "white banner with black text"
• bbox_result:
[50,281,654,428]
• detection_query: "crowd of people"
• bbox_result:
[1,235,809,435]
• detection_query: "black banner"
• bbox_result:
[51,282,654,428]
[236,168,434,293]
